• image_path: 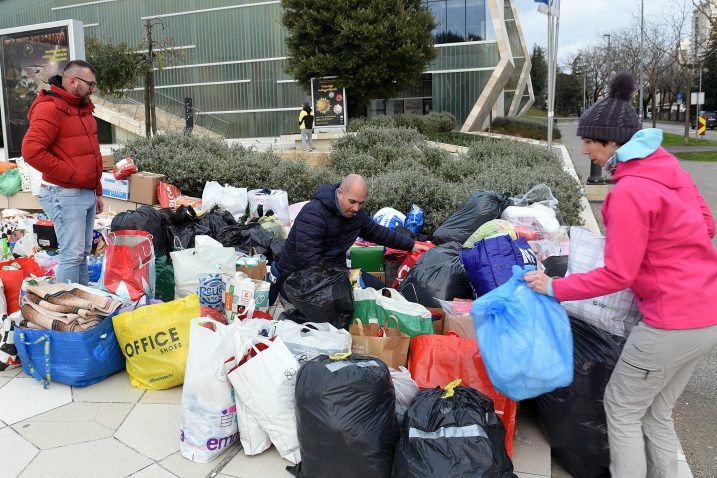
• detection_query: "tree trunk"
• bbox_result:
[684,98,691,146]
[144,69,151,138]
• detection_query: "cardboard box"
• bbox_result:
[129,172,165,205]
[444,314,475,339]
[366,271,386,286]
[101,155,114,171]
[427,307,445,335]
[101,172,130,201]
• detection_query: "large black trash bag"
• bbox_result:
[433,191,511,245]
[398,242,474,308]
[535,318,622,478]
[163,205,211,251]
[289,354,399,478]
[216,222,274,258]
[111,206,168,257]
[393,385,517,478]
[199,208,237,238]
[281,264,354,329]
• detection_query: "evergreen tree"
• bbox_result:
[281,0,437,114]
[702,31,717,111]
[530,44,548,109]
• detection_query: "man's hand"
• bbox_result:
[96,196,104,214]
[412,242,431,253]
[523,270,551,295]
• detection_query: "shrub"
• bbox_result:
[346,112,456,135]
[490,116,562,140]
[424,130,493,147]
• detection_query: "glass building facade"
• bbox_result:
[0,0,532,138]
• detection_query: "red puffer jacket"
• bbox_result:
[21,75,103,195]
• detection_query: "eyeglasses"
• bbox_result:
[66,76,97,89]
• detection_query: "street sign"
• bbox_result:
[691,92,705,105]
[676,93,684,104]
[699,115,707,136]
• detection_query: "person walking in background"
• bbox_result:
[523,72,717,478]
[21,60,104,285]
[299,104,314,151]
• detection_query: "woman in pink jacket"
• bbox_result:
[524,72,717,478]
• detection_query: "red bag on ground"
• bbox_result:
[408,331,517,456]
[100,230,155,301]
[0,257,45,278]
[391,242,435,289]
[0,269,23,314]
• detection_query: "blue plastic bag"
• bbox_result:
[404,204,424,235]
[14,312,125,388]
[459,235,537,297]
[471,265,573,401]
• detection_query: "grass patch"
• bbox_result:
[525,108,548,117]
[490,116,561,141]
[674,151,717,161]
[424,131,496,147]
[661,132,717,147]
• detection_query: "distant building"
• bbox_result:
[0,0,533,138]
[692,0,717,60]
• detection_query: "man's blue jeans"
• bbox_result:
[38,184,96,285]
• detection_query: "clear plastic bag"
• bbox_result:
[390,366,419,421]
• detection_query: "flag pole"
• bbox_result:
[547,7,553,150]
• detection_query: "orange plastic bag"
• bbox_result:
[408,331,517,456]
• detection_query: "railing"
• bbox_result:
[92,90,232,138]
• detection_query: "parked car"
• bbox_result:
[690,111,717,129]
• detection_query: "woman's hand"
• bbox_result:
[523,270,552,296]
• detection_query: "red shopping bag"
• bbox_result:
[100,230,155,301]
[0,269,23,314]
[0,257,45,278]
[391,242,435,289]
[408,331,517,456]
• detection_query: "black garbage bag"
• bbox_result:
[111,206,168,257]
[199,208,237,238]
[289,354,399,478]
[542,254,569,278]
[216,222,274,258]
[162,205,211,251]
[281,264,354,329]
[398,242,474,308]
[433,191,511,245]
[393,385,517,478]
[534,318,622,478]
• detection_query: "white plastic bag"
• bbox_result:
[561,227,641,337]
[201,181,248,220]
[274,320,352,363]
[227,336,301,464]
[248,189,290,227]
[372,207,406,230]
[288,201,309,229]
[170,235,238,298]
[180,318,239,463]
[501,205,561,235]
[12,233,39,257]
[390,366,419,421]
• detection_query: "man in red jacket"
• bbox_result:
[21,60,104,285]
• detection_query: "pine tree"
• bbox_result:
[530,44,548,109]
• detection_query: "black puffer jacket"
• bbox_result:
[277,183,414,273]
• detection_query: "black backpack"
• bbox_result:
[302,113,314,129]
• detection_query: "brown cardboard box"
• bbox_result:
[443,314,475,339]
[101,155,114,171]
[366,271,386,285]
[427,307,445,335]
[129,172,165,205]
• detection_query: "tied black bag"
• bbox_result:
[111,206,168,257]
[281,264,354,329]
[398,242,474,308]
[534,318,622,478]
[290,354,399,478]
[433,191,511,245]
[393,383,517,478]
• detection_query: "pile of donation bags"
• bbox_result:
[0,181,643,477]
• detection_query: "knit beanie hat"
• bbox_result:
[577,72,640,145]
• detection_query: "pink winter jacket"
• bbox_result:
[553,147,717,330]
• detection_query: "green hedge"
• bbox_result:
[490,116,561,141]
[114,129,583,233]
[347,112,456,135]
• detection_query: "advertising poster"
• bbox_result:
[311,77,347,128]
[0,26,70,158]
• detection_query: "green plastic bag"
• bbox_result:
[0,168,21,196]
[155,255,175,302]
[353,287,433,338]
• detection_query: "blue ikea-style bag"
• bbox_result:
[471,265,573,401]
[459,234,537,297]
[14,312,125,388]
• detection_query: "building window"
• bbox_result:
[427,0,487,44]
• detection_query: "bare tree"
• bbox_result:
[142,19,182,137]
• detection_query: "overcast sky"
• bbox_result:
[514,0,687,66]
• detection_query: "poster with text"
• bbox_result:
[0,26,69,158]
[311,77,346,128]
